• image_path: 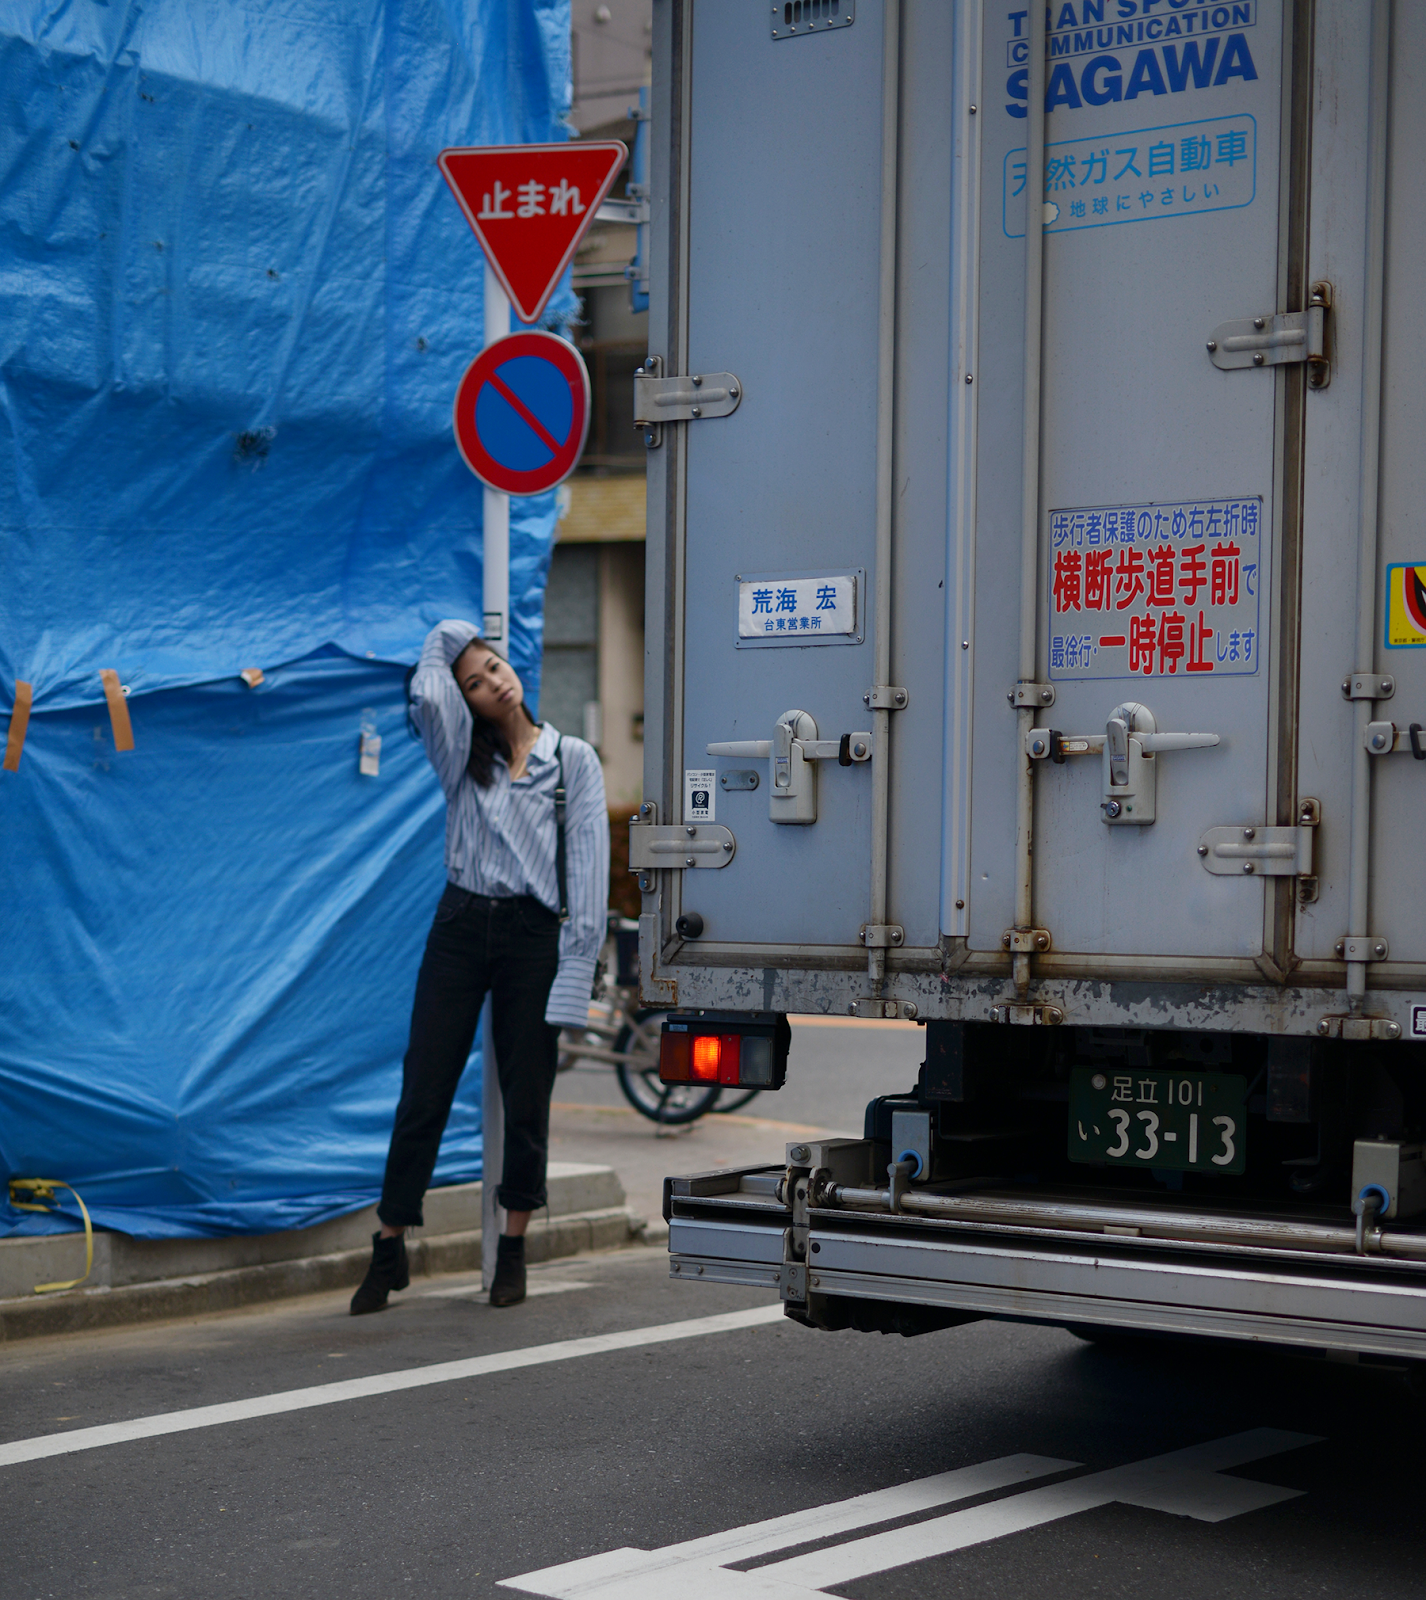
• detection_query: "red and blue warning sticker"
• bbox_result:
[453,330,590,496]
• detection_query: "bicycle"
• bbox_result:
[557,916,762,1125]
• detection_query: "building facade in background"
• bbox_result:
[541,0,651,816]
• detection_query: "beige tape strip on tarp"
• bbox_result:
[3,680,33,772]
[98,669,135,752]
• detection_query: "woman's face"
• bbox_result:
[453,642,525,722]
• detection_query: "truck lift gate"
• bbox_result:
[640,0,1426,1351]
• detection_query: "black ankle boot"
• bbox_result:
[350,1230,410,1315]
[489,1234,526,1307]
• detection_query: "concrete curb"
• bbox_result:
[0,1166,652,1343]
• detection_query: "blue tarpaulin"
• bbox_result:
[0,0,575,1238]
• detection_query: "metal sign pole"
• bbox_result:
[480,260,511,1289]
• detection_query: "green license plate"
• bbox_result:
[1068,1068,1247,1174]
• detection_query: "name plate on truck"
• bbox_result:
[736,570,861,646]
[1068,1068,1246,1174]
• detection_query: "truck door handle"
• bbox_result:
[1024,701,1220,826]
[706,712,872,826]
[707,740,773,758]
[706,736,871,762]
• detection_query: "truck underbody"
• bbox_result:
[666,1023,1426,1360]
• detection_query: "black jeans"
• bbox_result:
[378,886,561,1226]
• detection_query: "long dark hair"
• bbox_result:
[459,640,538,788]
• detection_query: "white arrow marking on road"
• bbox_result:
[503,1454,1080,1599]
[0,1304,784,1468]
[501,1428,1319,1599]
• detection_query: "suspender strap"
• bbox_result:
[554,735,569,923]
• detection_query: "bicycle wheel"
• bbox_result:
[614,1011,719,1124]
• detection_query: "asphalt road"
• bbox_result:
[2,1244,1422,1600]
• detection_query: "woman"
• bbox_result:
[352,618,609,1312]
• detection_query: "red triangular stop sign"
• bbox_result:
[438,142,628,324]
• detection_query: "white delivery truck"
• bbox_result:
[630,0,1426,1357]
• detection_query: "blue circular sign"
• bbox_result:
[453,331,591,495]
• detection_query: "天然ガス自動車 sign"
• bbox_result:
[452,331,591,496]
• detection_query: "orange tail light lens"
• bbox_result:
[690,1034,721,1082]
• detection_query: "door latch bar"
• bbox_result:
[1365,720,1426,757]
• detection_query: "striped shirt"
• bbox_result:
[410,620,610,1030]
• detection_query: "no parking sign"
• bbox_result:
[452,331,591,496]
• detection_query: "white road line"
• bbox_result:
[502,1429,1320,1599]
[502,1454,1078,1599]
[0,1304,784,1469]
[418,1280,594,1300]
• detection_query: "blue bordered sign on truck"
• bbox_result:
[452,330,591,496]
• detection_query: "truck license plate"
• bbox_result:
[1068,1068,1247,1174]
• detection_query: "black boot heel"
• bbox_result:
[489,1234,526,1307]
[350,1231,409,1315]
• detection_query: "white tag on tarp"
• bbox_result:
[359,732,381,777]
[685,768,715,822]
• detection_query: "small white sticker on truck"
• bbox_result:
[685,769,715,823]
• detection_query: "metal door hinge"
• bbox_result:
[633,354,742,448]
[1207,282,1331,387]
[1010,682,1055,709]
[1334,936,1388,962]
[1316,1014,1402,1042]
[1197,823,1315,878]
[859,924,904,948]
[989,1003,1064,1025]
[864,684,909,710]
[631,801,656,892]
[1343,673,1394,700]
[628,822,737,870]
[1001,927,1051,953]
[848,998,919,1020]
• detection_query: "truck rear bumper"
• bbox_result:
[668,1180,1426,1361]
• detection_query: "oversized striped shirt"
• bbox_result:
[410,619,610,1030]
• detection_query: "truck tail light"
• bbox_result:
[658,1014,789,1090]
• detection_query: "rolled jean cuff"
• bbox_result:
[497,1183,546,1214]
[376,1199,424,1229]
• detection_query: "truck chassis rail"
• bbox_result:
[666,1166,1426,1361]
